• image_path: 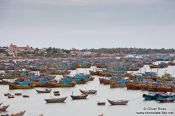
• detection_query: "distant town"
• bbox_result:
[0,43,175,59]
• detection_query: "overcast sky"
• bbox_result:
[0,0,175,49]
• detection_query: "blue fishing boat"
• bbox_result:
[142,92,157,101]
[73,73,91,84]
[158,97,175,103]
[156,93,175,101]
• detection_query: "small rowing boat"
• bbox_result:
[71,94,88,100]
[0,105,9,112]
[15,93,22,96]
[23,95,29,98]
[53,91,60,96]
[107,99,129,105]
[45,97,67,103]
[97,102,106,105]
[80,89,97,94]
[7,94,15,99]
[35,89,51,93]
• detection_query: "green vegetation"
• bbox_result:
[1,46,175,58]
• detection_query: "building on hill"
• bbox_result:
[8,43,34,56]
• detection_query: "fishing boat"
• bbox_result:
[35,89,52,93]
[54,93,60,96]
[158,63,168,68]
[74,77,88,84]
[99,78,112,85]
[0,80,12,85]
[39,114,44,116]
[7,94,15,98]
[75,64,91,68]
[149,64,159,68]
[9,84,35,90]
[4,93,11,96]
[89,70,100,75]
[71,94,88,100]
[31,82,48,87]
[73,74,92,84]
[23,95,29,98]
[0,105,9,112]
[86,77,94,81]
[157,98,175,103]
[53,91,60,96]
[128,67,140,71]
[126,82,141,90]
[142,92,157,101]
[110,82,120,88]
[168,61,175,66]
[79,89,97,94]
[7,111,26,116]
[107,99,129,105]
[140,84,149,91]
[155,92,175,101]
[15,93,22,96]
[98,113,104,116]
[53,91,60,93]
[95,63,108,68]
[97,102,106,105]
[45,82,75,88]
[45,97,67,103]
[50,70,70,75]
[74,80,88,84]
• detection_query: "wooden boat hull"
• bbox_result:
[97,102,106,105]
[158,98,175,103]
[74,80,88,84]
[110,82,122,88]
[0,105,9,112]
[23,95,29,98]
[150,65,159,68]
[0,80,12,85]
[71,94,88,100]
[9,84,35,90]
[31,82,48,87]
[86,77,94,81]
[45,97,67,103]
[51,71,70,75]
[8,95,15,98]
[74,77,94,84]
[15,93,22,96]
[35,89,51,93]
[99,78,112,85]
[142,94,156,100]
[46,82,75,88]
[89,71,100,75]
[8,111,26,116]
[80,89,97,94]
[126,82,141,90]
[107,99,129,105]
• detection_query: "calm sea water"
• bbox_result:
[0,64,175,116]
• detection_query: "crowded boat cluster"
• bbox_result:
[143,92,175,103]
[0,54,175,115]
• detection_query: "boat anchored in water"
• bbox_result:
[0,105,9,112]
[79,89,97,95]
[71,94,88,100]
[97,101,106,105]
[35,89,52,93]
[45,97,67,103]
[107,99,129,105]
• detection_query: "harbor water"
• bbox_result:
[0,65,175,116]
